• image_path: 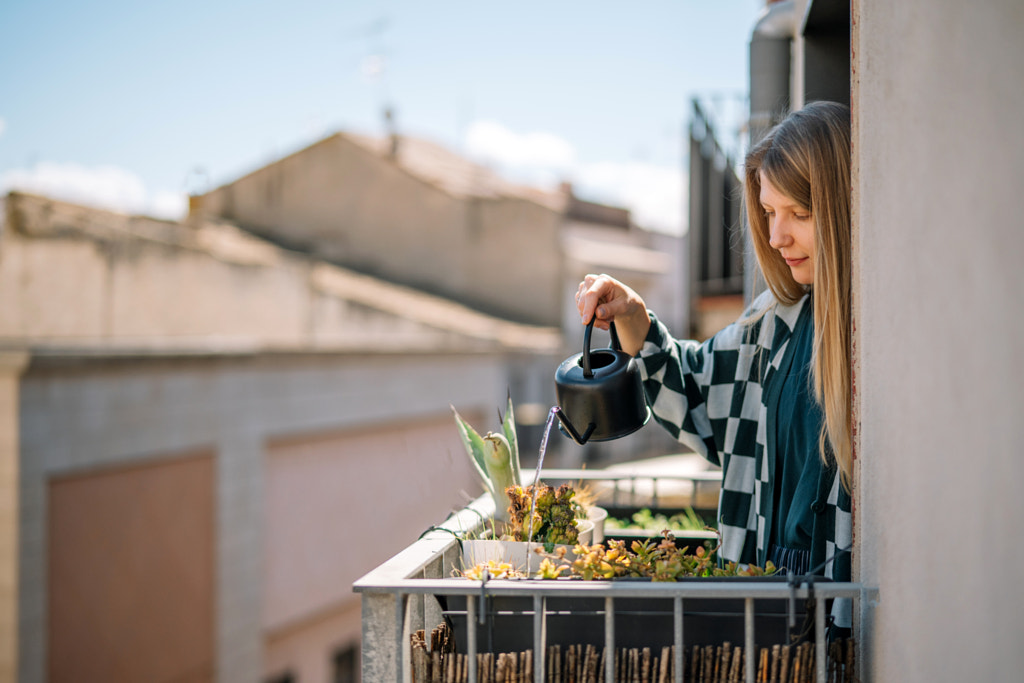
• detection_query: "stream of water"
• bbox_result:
[526,406,559,544]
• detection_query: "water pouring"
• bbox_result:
[553,318,650,444]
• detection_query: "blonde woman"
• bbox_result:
[576,102,853,598]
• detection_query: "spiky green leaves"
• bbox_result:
[452,396,522,524]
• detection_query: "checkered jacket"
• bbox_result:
[637,291,852,583]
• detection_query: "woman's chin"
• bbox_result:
[789,269,814,286]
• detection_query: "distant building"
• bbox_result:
[0,191,562,683]
[188,131,684,335]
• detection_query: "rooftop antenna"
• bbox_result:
[349,16,398,150]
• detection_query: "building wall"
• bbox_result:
[1,193,525,353]
[853,2,1024,680]
[196,136,565,327]
[47,453,215,683]
[262,416,486,681]
[262,417,485,631]
[18,353,502,683]
[264,601,362,683]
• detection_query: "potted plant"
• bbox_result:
[452,395,591,575]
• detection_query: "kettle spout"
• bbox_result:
[553,406,596,445]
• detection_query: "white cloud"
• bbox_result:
[150,189,189,219]
[463,120,685,234]
[466,120,576,177]
[0,161,187,220]
[575,161,686,235]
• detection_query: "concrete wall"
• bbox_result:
[1,193,557,355]
[262,416,486,681]
[17,352,503,683]
[853,1,1024,680]
[0,353,28,683]
[196,135,566,327]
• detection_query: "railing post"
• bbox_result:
[815,596,826,683]
[605,596,615,682]
[745,597,755,683]
[360,592,402,682]
[396,592,408,683]
[467,595,477,683]
[533,595,545,683]
[674,596,684,683]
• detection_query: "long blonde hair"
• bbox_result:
[743,101,853,488]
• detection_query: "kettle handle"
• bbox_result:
[582,318,622,379]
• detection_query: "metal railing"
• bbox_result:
[536,466,723,510]
[353,469,873,683]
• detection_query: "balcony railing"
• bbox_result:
[353,468,875,683]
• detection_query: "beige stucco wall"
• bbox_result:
[196,135,565,326]
[853,2,1024,680]
[0,192,559,356]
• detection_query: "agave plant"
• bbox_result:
[451,392,522,524]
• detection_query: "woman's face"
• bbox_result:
[760,171,815,285]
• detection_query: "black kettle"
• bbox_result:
[553,318,651,444]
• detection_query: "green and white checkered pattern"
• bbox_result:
[638,291,852,586]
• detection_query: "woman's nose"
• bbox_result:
[769,218,791,250]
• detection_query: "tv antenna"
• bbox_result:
[346,16,396,137]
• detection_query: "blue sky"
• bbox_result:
[0,0,763,233]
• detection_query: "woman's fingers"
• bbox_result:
[576,274,616,326]
[573,274,651,354]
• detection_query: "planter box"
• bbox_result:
[441,577,825,656]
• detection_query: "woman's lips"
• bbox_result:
[784,257,808,267]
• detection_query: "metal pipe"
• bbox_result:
[745,597,755,683]
[396,593,408,683]
[674,597,684,683]
[816,597,826,683]
[533,595,545,683]
[467,595,477,683]
[605,596,615,682]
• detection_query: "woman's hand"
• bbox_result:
[574,273,651,356]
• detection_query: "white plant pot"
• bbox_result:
[585,506,608,544]
[459,519,594,576]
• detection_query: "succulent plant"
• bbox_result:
[554,531,777,582]
[505,482,583,545]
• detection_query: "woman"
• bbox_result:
[575,101,852,590]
